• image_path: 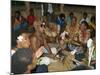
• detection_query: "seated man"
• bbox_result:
[11,46,46,74]
[30,20,52,54]
[80,12,90,24]
[55,13,65,34]
[27,8,36,28]
[11,32,47,74]
[13,10,28,36]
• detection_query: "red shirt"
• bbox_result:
[27,15,35,26]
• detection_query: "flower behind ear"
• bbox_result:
[17,35,23,42]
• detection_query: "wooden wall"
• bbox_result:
[11,1,96,23]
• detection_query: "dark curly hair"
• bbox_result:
[59,13,65,19]
[11,48,33,74]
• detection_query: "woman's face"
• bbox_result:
[80,23,87,31]
[71,17,77,25]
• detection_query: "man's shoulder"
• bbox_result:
[30,35,37,41]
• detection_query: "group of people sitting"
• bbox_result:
[11,9,96,74]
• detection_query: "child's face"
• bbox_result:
[22,37,30,48]
[20,34,30,48]
[62,17,65,20]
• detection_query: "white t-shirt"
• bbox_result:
[80,18,90,24]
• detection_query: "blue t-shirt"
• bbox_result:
[56,16,64,26]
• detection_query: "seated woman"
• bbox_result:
[63,18,86,62]
[66,17,79,42]
[78,21,91,61]
[45,23,58,43]
[79,21,91,45]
